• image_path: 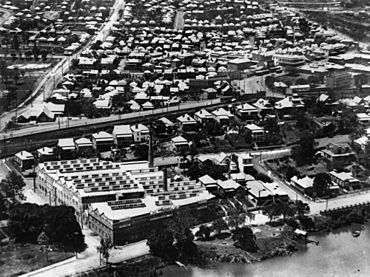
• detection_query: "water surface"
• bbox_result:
[163,224,370,277]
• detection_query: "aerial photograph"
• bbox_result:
[1,0,370,276]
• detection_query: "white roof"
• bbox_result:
[75,137,93,146]
[37,147,54,155]
[171,136,188,144]
[247,180,271,198]
[177,114,196,123]
[15,151,34,160]
[131,123,149,133]
[237,103,258,111]
[330,171,359,182]
[217,179,240,190]
[113,125,132,136]
[291,176,314,189]
[246,124,264,132]
[230,172,255,181]
[58,138,75,149]
[90,190,214,221]
[194,109,212,119]
[158,117,175,127]
[92,131,113,141]
[212,108,233,118]
[198,174,216,185]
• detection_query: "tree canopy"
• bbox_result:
[232,226,258,252]
[313,173,332,198]
[292,131,316,166]
[0,171,26,201]
[8,203,86,252]
[147,210,198,262]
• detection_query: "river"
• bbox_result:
[162,223,370,277]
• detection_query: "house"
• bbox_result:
[131,124,150,143]
[245,124,266,142]
[194,109,213,125]
[14,151,34,171]
[92,131,114,152]
[17,104,55,123]
[357,113,370,126]
[230,173,255,186]
[253,98,274,115]
[246,180,289,206]
[274,95,305,113]
[329,171,362,191]
[45,103,65,117]
[274,54,306,67]
[235,103,259,122]
[36,147,55,162]
[57,138,76,160]
[319,143,356,170]
[75,137,94,156]
[216,179,242,197]
[212,108,234,125]
[177,114,198,132]
[246,180,273,206]
[237,153,254,173]
[171,136,189,152]
[227,58,254,72]
[199,174,218,192]
[155,117,176,136]
[112,125,133,148]
[291,176,314,195]
[197,152,230,170]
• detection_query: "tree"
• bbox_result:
[37,231,51,262]
[299,215,315,231]
[195,225,211,241]
[134,144,149,160]
[212,218,228,235]
[338,106,360,134]
[187,162,202,180]
[81,99,99,118]
[280,202,296,221]
[167,210,197,262]
[232,226,258,252]
[147,227,177,261]
[0,195,7,219]
[0,58,8,83]
[262,202,282,222]
[205,120,224,136]
[313,173,332,198]
[292,131,316,166]
[100,237,113,265]
[12,35,20,53]
[294,200,308,218]
[227,211,246,230]
[1,171,26,202]
[8,203,86,251]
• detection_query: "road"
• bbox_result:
[255,159,370,214]
[0,0,125,133]
[174,10,185,30]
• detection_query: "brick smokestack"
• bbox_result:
[163,167,168,191]
[148,125,154,167]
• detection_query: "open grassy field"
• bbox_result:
[0,242,74,277]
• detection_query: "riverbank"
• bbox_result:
[196,224,306,264]
[75,209,369,277]
[75,223,307,277]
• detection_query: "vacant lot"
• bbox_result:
[0,242,73,277]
